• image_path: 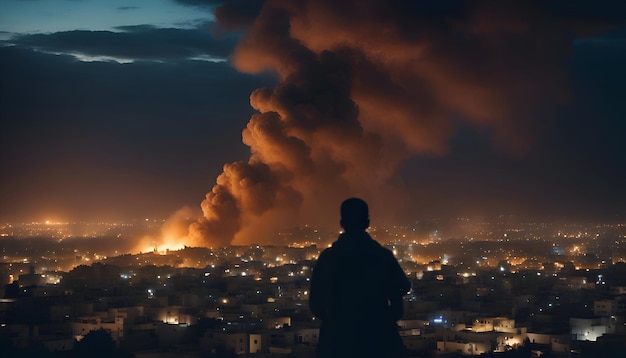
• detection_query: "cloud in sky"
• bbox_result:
[0,0,215,34]
[0,0,233,63]
[3,25,237,63]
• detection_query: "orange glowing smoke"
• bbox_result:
[134,206,200,253]
[182,0,610,247]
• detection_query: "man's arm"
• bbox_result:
[386,250,411,321]
[309,249,332,320]
[389,295,404,322]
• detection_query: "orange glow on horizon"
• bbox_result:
[134,233,188,255]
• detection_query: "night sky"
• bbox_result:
[1,0,625,245]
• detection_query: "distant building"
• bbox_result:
[17,266,42,287]
[570,317,613,341]
[398,319,431,336]
[265,316,291,329]
[155,322,191,347]
[294,327,319,345]
[612,286,626,295]
[437,340,491,355]
[71,316,124,341]
[201,332,263,355]
[471,317,514,333]
[594,300,616,316]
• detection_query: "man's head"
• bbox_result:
[340,198,370,233]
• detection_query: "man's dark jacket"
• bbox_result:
[309,231,411,357]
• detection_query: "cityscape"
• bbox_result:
[2,0,625,357]
[1,218,625,357]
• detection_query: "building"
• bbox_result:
[71,316,124,341]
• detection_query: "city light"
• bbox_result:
[1,218,625,356]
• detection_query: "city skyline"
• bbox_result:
[1,1,626,247]
[2,216,626,356]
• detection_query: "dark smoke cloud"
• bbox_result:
[186,0,625,246]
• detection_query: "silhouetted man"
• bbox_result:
[310,198,411,357]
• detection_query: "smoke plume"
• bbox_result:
[184,0,618,246]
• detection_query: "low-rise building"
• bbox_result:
[71,316,124,341]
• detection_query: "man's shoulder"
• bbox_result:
[377,245,397,261]
[366,241,402,267]
[364,236,393,255]
[358,236,398,265]
[316,246,336,263]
